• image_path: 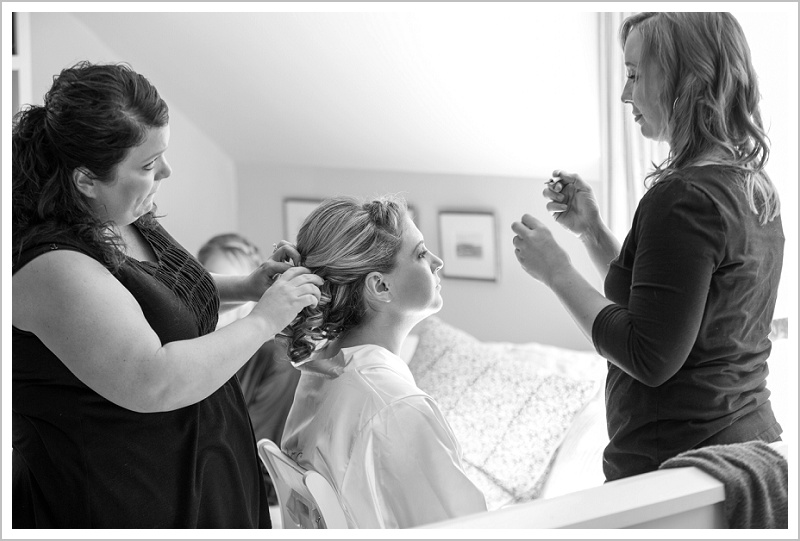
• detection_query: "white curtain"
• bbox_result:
[598,12,669,241]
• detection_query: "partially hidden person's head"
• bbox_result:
[13,61,170,267]
[620,12,778,223]
[279,195,443,364]
[198,233,264,329]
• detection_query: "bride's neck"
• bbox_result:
[333,317,416,357]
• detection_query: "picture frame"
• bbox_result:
[438,211,497,281]
[283,198,323,243]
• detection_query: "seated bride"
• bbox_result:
[278,195,487,528]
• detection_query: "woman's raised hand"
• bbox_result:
[544,170,602,238]
[511,214,572,287]
[244,240,303,300]
[251,266,324,335]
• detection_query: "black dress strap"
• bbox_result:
[12,238,93,275]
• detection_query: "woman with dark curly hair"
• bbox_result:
[279,195,486,528]
[512,12,784,482]
[12,61,323,528]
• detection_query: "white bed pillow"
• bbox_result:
[408,316,607,511]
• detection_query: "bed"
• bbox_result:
[403,315,610,510]
[402,316,793,528]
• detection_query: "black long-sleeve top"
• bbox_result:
[592,165,784,482]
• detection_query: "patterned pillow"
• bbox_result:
[408,316,607,510]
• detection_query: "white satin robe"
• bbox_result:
[281,344,487,528]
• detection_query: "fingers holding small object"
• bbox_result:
[295,282,323,308]
[271,241,296,261]
[553,169,581,183]
[546,170,565,191]
[272,243,302,266]
[543,180,565,204]
[271,270,324,307]
[546,200,568,214]
[278,267,325,287]
[279,265,311,281]
[546,180,563,193]
[296,272,324,287]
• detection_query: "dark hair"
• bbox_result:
[277,195,407,364]
[197,233,264,272]
[12,61,170,270]
[620,12,779,224]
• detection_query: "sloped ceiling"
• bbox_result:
[72,9,601,177]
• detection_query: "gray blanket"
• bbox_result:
[659,441,788,529]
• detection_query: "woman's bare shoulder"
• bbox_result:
[12,248,121,331]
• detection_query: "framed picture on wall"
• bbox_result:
[438,211,497,281]
[283,198,323,243]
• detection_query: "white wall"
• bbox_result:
[232,12,603,350]
[26,11,604,351]
[28,13,238,256]
[237,164,604,350]
[26,10,792,354]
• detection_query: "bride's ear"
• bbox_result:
[72,167,98,199]
[364,272,393,305]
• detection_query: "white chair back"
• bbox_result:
[257,438,349,529]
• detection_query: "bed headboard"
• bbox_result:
[421,441,788,529]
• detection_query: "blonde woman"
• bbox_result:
[279,195,487,528]
[513,12,783,482]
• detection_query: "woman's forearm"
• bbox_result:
[579,222,622,281]
[211,273,257,303]
[146,312,277,412]
[547,266,614,343]
[148,270,317,412]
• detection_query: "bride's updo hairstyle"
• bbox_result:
[278,195,408,364]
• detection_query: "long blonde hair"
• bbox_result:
[620,12,780,224]
[277,195,408,364]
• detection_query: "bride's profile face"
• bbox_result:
[383,214,444,317]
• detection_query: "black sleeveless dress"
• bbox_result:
[12,220,271,528]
